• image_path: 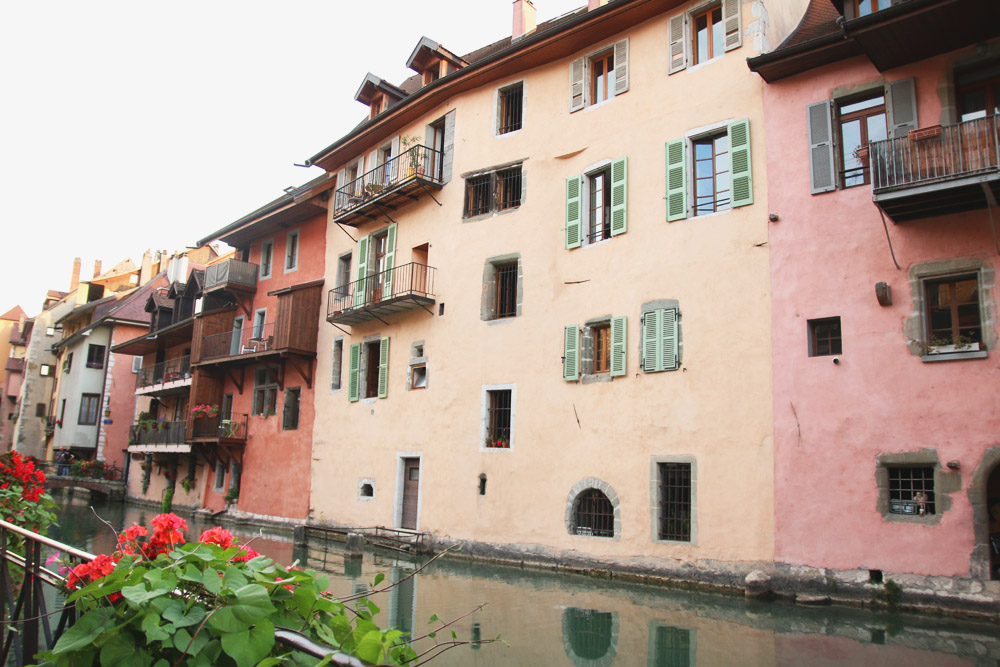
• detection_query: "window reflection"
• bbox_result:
[562,607,618,665]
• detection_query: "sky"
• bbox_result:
[0,0,585,318]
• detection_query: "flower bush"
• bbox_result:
[0,451,57,535]
[69,459,114,480]
[39,514,420,666]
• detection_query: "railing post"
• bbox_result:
[22,539,39,663]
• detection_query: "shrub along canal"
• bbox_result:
[50,491,1000,666]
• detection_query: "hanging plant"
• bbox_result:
[140,454,153,494]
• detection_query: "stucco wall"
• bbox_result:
[52,325,113,452]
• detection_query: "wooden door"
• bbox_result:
[401,458,420,530]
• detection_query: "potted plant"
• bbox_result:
[853,144,870,169]
[401,135,425,177]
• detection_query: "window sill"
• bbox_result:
[580,373,612,385]
[921,350,988,363]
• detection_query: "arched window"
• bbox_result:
[574,489,614,537]
[561,607,619,666]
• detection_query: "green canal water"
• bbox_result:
[48,490,1000,666]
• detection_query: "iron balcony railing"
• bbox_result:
[129,420,188,446]
[333,144,443,218]
[191,413,249,440]
[204,258,259,291]
[327,263,436,318]
[201,321,275,361]
[870,115,1000,192]
[135,355,191,390]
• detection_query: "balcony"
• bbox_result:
[327,263,436,326]
[204,259,258,294]
[128,420,188,452]
[191,414,248,443]
[332,145,444,226]
[135,355,191,395]
[200,321,278,362]
[870,115,1000,222]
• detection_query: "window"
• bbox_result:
[809,317,842,356]
[285,230,299,272]
[410,364,427,390]
[330,338,344,391]
[888,467,935,516]
[497,82,524,134]
[35,403,46,418]
[214,463,226,492]
[463,166,523,218]
[40,364,54,377]
[668,0,741,74]
[853,0,890,18]
[86,344,106,369]
[925,276,982,347]
[485,388,512,448]
[957,63,1000,121]
[335,253,352,300]
[46,326,56,337]
[259,239,274,279]
[131,356,142,373]
[481,255,522,321]
[570,39,629,111]
[641,305,681,373]
[838,94,887,187]
[252,366,279,416]
[589,167,611,242]
[563,317,627,381]
[358,479,375,500]
[283,387,300,430]
[348,337,389,402]
[495,263,518,319]
[651,626,693,667]
[252,309,267,340]
[78,393,100,425]
[657,462,692,541]
[574,489,615,537]
[666,120,751,221]
[63,352,73,374]
[353,225,396,307]
[566,158,627,248]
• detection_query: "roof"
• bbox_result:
[94,258,138,281]
[46,290,67,300]
[774,0,842,51]
[0,306,25,322]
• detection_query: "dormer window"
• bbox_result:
[854,0,889,18]
[406,37,468,89]
[369,94,385,119]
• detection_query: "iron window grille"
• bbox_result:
[888,466,935,515]
[494,263,518,319]
[574,489,615,537]
[497,168,522,211]
[465,175,492,217]
[658,462,692,541]
[498,83,523,134]
[463,166,523,218]
[485,389,511,448]
[809,317,842,356]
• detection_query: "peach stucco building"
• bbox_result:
[750,0,1000,601]
[305,0,776,578]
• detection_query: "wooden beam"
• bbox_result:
[285,355,313,390]
[224,366,244,394]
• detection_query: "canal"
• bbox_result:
[48,491,1000,666]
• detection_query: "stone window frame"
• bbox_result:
[259,238,275,280]
[479,383,516,451]
[565,477,622,541]
[579,315,615,384]
[481,253,523,322]
[461,160,527,222]
[330,337,344,394]
[407,340,428,390]
[904,257,995,362]
[650,455,698,545]
[640,299,683,372]
[560,607,620,667]
[874,448,959,526]
[284,229,300,274]
[494,79,526,137]
[358,477,376,502]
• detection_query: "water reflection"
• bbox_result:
[49,492,1000,666]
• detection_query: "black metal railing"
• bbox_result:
[201,321,275,361]
[327,263,436,318]
[135,355,191,390]
[204,259,259,291]
[191,414,249,441]
[129,420,187,446]
[870,115,1000,192]
[333,145,443,218]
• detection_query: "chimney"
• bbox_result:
[588,0,608,9]
[139,250,152,286]
[70,257,81,292]
[93,259,102,279]
[512,0,536,41]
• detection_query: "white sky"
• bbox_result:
[0,0,584,317]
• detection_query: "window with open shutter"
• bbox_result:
[722,0,742,51]
[610,316,626,377]
[377,337,390,398]
[661,308,678,371]
[643,308,679,372]
[565,175,583,249]
[729,118,753,208]
[665,139,687,220]
[354,235,369,308]
[613,39,629,96]
[563,326,580,381]
[348,343,360,402]
[886,77,917,139]
[610,157,628,236]
[668,14,687,74]
[383,224,397,299]
[807,100,837,194]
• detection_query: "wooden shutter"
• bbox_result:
[643,310,661,372]
[348,343,360,402]
[665,139,687,221]
[335,167,348,213]
[661,308,678,371]
[807,100,837,194]
[353,235,369,308]
[613,39,629,96]
[610,316,626,377]
[887,77,918,139]
[723,0,742,51]
[728,118,753,208]
[377,337,390,398]
[570,57,585,112]
[563,326,579,381]
[565,175,583,249]
[610,157,628,236]
[383,224,397,299]
[668,14,687,74]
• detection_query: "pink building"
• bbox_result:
[750,0,1000,599]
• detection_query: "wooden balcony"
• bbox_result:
[327,262,436,326]
[135,355,191,396]
[204,259,258,294]
[190,414,248,444]
[332,145,444,226]
[870,115,1000,222]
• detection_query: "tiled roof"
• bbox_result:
[0,305,25,322]
[774,0,842,51]
[94,258,138,280]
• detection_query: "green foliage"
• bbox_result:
[160,488,174,514]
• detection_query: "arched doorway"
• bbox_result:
[968,447,1000,580]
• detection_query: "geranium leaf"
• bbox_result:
[355,630,385,665]
[229,584,277,623]
[122,583,167,604]
[221,619,274,667]
[52,608,112,653]
[163,603,206,629]
[208,606,249,634]
[141,613,170,643]
[202,568,223,594]
[99,632,146,666]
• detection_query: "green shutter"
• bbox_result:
[643,310,661,372]
[353,235,369,308]
[377,336,390,398]
[610,316,627,377]
[348,343,360,402]
[729,119,753,208]
[666,139,687,221]
[610,157,627,236]
[565,175,582,249]
[661,308,678,371]
[563,325,579,381]
[383,223,397,298]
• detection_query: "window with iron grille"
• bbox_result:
[658,462,692,541]
[485,389,511,448]
[809,316,842,356]
[652,626,692,667]
[497,83,523,134]
[574,489,615,537]
[495,263,518,319]
[888,466,935,516]
[463,166,523,218]
[497,168,522,210]
[465,175,492,217]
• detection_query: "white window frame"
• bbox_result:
[479,383,516,451]
[284,229,300,273]
[685,119,733,219]
[581,159,613,247]
[259,238,274,280]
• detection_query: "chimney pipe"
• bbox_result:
[93,259,102,279]
[139,251,152,286]
[70,257,81,292]
[588,0,608,9]
[512,0,536,41]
